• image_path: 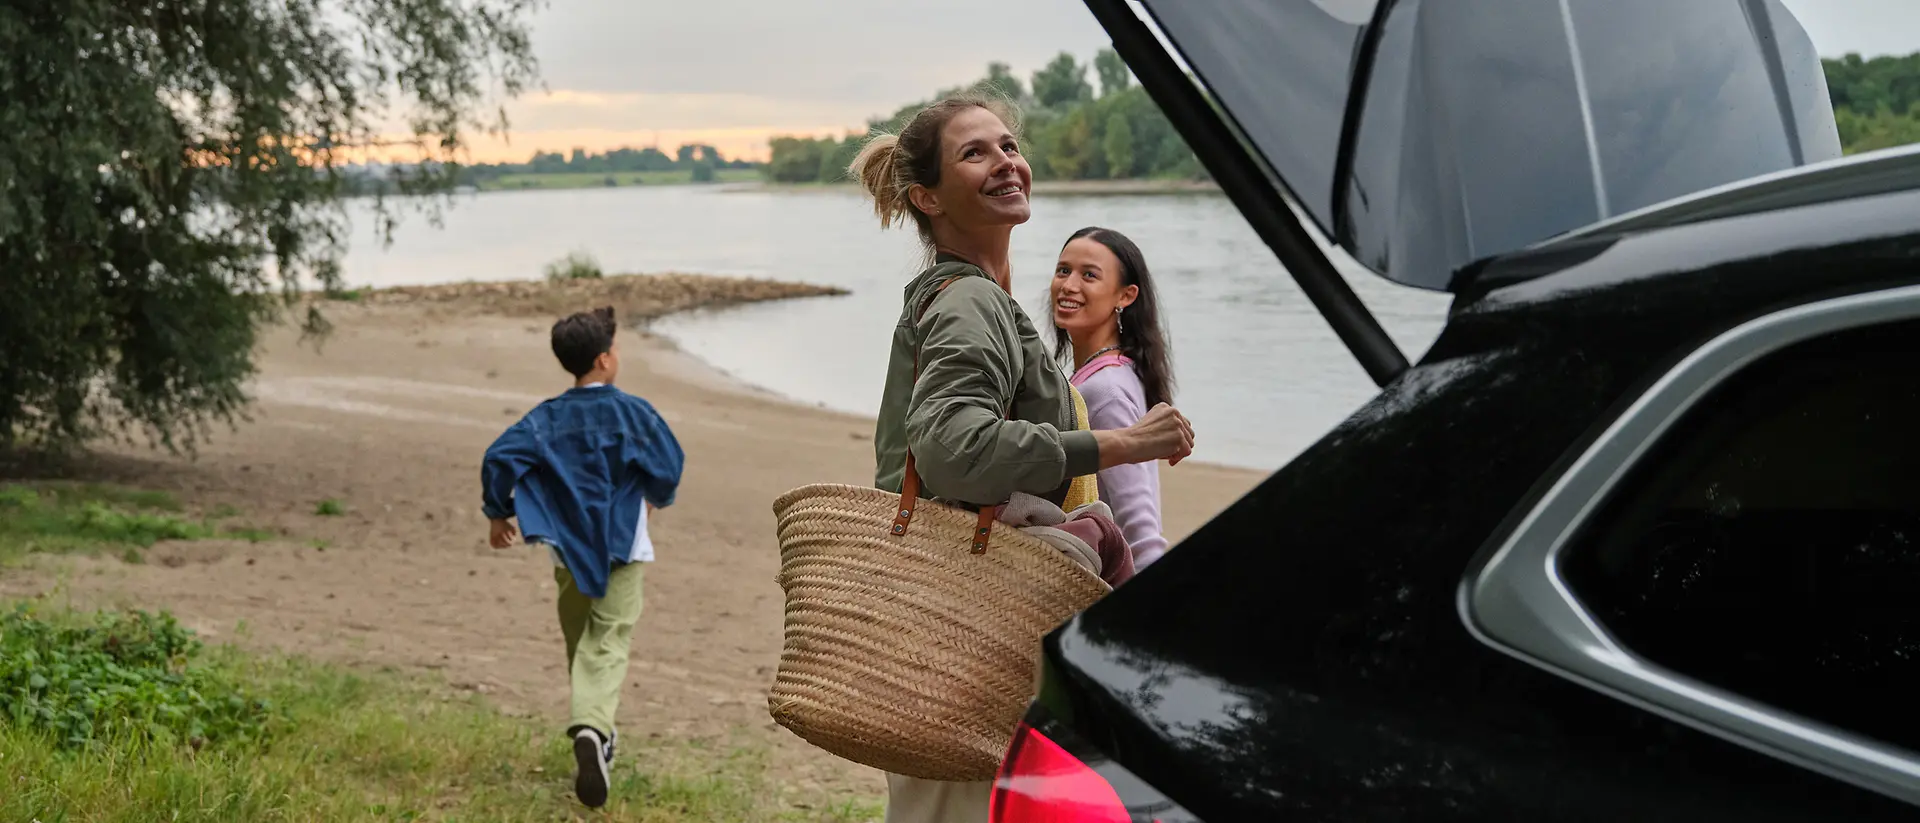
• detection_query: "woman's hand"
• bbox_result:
[1094,403,1194,468]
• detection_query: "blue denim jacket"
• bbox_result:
[481,385,684,597]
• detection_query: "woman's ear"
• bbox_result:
[907,182,941,218]
[1117,283,1140,309]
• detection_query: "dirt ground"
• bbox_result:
[0,295,1263,803]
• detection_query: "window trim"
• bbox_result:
[1460,284,1920,808]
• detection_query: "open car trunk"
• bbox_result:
[1084,0,1841,382]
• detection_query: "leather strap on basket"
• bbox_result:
[890,277,1004,554]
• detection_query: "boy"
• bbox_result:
[480,306,684,809]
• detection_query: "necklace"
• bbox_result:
[1078,345,1120,367]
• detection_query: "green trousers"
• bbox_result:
[555,561,645,736]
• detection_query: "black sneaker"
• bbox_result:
[602,729,618,767]
[572,727,610,808]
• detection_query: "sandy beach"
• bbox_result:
[0,276,1264,804]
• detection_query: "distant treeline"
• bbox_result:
[454,144,758,186]
[768,50,1203,185]
[1826,53,1920,154]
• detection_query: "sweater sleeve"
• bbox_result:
[906,277,1097,505]
[1080,370,1170,567]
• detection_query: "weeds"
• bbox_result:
[544,249,605,282]
[314,498,345,517]
[0,605,273,749]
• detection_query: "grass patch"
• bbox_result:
[1,603,882,821]
[323,287,365,302]
[0,483,210,561]
[0,483,283,562]
[314,498,345,517]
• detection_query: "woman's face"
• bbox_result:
[921,107,1032,229]
[1051,237,1138,338]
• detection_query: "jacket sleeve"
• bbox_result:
[906,277,1099,505]
[481,415,538,520]
[625,396,685,508]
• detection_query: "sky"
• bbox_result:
[445,0,1920,164]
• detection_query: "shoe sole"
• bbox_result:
[574,734,609,808]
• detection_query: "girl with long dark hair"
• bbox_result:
[1050,226,1177,568]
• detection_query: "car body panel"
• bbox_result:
[1033,186,1920,819]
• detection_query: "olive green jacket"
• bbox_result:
[873,255,1101,506]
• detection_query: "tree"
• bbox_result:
[1042,108,1096,179]
[1095,48,1131,98]
[0,0,540,451]
[982,61,1026,101]
[1031,53,1093,109]
[1104,112,1136,178]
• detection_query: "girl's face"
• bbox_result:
[1051,237,1138,338]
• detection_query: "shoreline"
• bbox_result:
[341,272,1256,473]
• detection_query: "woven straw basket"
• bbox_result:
[768,482,1111,781]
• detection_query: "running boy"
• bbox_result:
[480,305,684,809]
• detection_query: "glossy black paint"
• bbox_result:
[1032,187,1920,821]
[1139,0,1839,291]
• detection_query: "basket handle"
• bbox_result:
[892,276,1003,554]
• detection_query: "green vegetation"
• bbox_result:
[1,604,881,822]
[769,51,1203,185]
[454,145,762,192]
[544,251,606,283]
[0,605,272,749]
[476,168,762,191]
[1826,53,1920,154]
[314,498,346,517]
[0,483,269,562]
[0,0,539,454]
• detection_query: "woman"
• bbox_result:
[1051,227,1175,568]
[854,92,1195,821]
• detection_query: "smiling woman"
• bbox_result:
[765,90,1196,823]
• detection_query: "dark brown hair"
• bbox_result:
[850,90,1022,250]
[551,306,616,378]
[1054,227,1175,409]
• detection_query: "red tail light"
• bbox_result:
[990,721,1132,823]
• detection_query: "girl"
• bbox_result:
[1051,227,1176,568]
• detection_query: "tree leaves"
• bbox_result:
[0,0,541,452]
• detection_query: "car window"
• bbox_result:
[1561,318,1920,755]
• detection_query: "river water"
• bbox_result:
[340,184,1454,471]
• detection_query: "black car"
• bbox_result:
[990,1,1920,821]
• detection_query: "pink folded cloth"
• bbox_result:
[998,493,1137,586]
[1050,514,1135,586]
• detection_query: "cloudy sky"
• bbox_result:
[457,0,1920,163]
